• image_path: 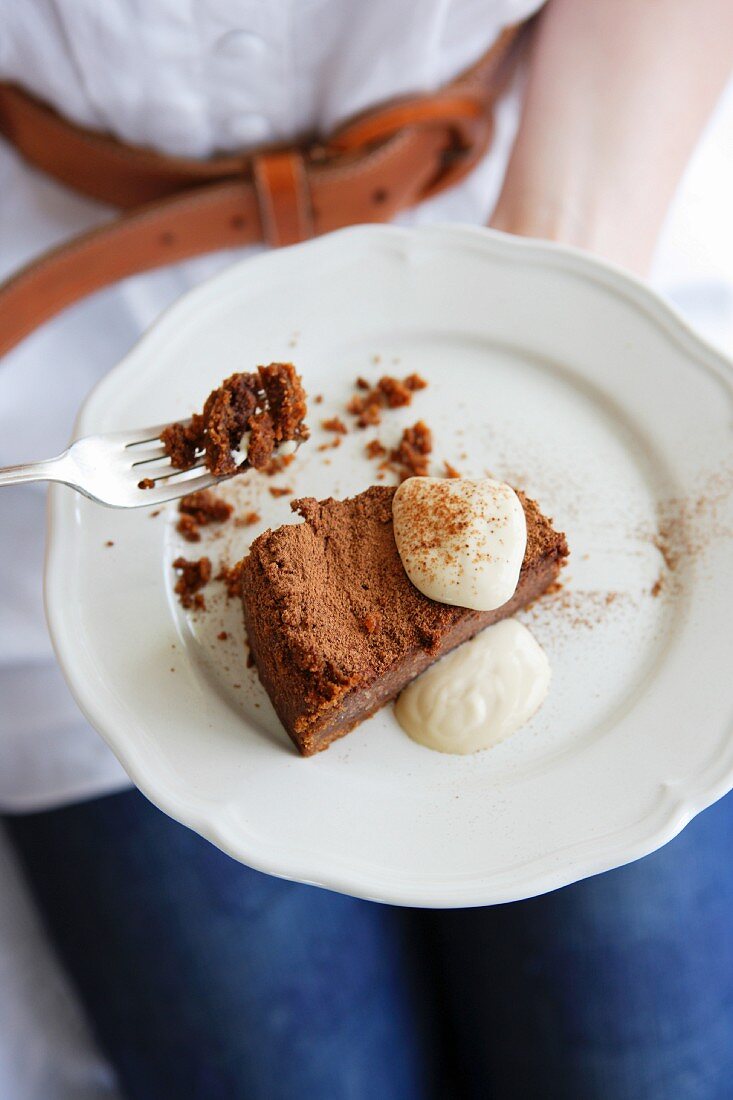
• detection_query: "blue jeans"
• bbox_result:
[5,789,733,1100]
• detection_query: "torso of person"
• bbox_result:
[0,0,543,810]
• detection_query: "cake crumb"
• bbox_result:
[346,373,429,428]
[172,556,212,610]
[138,478,155,490]
[104,540,114,547]
[362,611,382,635]
[317,437,342,452]
[176,489,233,542]
[217,631,229,641]
[314,394,323,404]
[388,421,433,480]
[347,395,381,427]
[262,453,295,476]
[321,416,347,434]
[149,509,161,518]
[176,514,201,542]
[443,461,461,479]
[234,511,261,528]
[356,377,370,390]
[179,489,233,525]
[217,560,244,599]
[269,485,293,498]
[365,439,387,460]
[377,376,413,408]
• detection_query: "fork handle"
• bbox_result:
[0,455,70,488]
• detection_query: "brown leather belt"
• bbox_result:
[0,23,530,359]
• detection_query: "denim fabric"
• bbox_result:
[5,788,733,1100]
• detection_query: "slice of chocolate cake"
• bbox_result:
[241,486,568,756]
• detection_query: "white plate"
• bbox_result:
[45,225,733,908]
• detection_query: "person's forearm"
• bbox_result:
[490,0,733,273]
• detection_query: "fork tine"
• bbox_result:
[130,450,184,469]
[134,472,218,506]
[124,426,175,447]
[112,419,193,448]
[135,461,207,482]
[157,462,207,480]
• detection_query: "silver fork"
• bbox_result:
[0,421,225,507]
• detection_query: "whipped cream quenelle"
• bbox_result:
[395,619,551,754]
[392,477,527,611]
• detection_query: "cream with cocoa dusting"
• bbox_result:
[392,477,527,611]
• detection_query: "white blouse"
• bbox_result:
[0,0,541,156]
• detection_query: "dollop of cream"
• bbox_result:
[392,477,527,611]
[395,619,550,755]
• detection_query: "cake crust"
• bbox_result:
[241,485,568,755]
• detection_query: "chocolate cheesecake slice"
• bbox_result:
[241,486,568,755]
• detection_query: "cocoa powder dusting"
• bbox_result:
[522,586,633,633]
[642,471,733,597]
